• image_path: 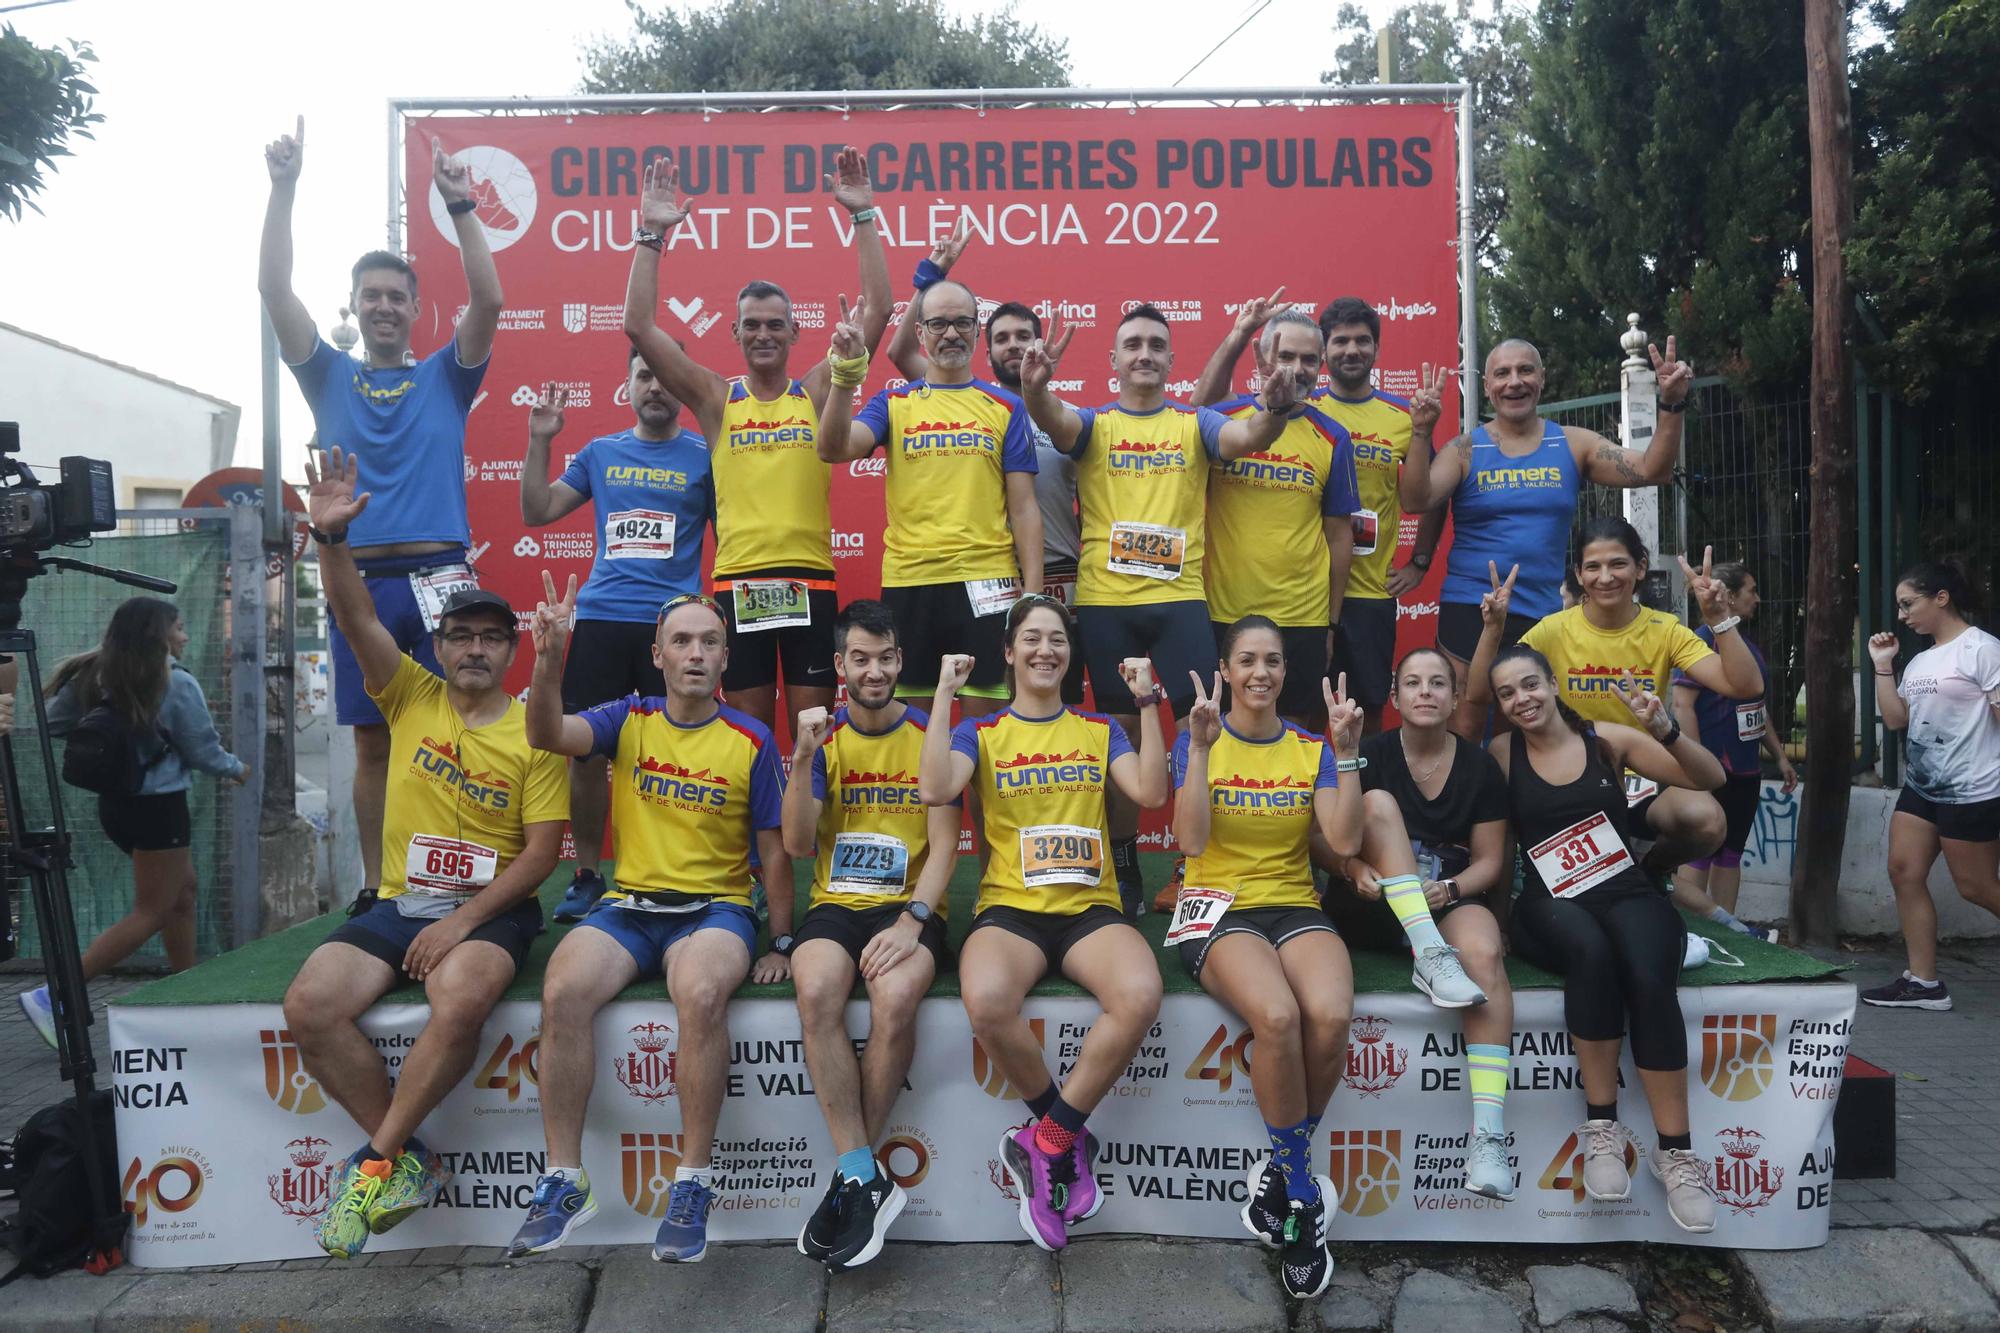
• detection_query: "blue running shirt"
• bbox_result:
[559,428,714,623]
[1439,420,1579,621]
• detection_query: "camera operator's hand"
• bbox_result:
[0,692,13,737]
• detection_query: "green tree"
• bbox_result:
[1849,0,2000,403]
[0,24,102,222]
[582,0,1069,94]
[1488,0,1812,397]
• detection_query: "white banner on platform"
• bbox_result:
[107,981,1854,1266]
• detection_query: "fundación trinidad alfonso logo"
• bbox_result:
[475,1028,541,1102]
[615,1022,679,1105]
[1186,1023,1253,1093]
[268,1136,336,1222]
[1709,1125,1785,1216]
[1700,1013,1779,1102]
[972,1019,1047,1099]
[1343,1015,1409,1098]
[427,145,537,253]
[1325,1129,1402,1218]
[260,1028,326,1115]
[622,1132,686,1217]
[124,1147,211,1227]
[1539,1130,1640,1203]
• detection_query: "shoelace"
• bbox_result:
[1469,1133,1509,1170]
[528,1176,564,1212]
[1655,1149,1711,1193]
[664,1180,709,1226]
[1583,1120,1630,1160]
[1418,944,1471,982]
[337,1167,383,1214]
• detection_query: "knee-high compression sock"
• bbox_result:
[1265,1117,1321,1203]
[1380,874,1447,954]
[1466,1043,1510,1138]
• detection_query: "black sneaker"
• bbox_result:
[1241,1157,1287,1247]
[796,1174,843,1262]
[1860,973,1952,1011]
[823,1173,907,1272]
[345,887,379,918]
[553,869,608,924]
[1277,1187,1334,1299]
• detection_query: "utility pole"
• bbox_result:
[1794,0,1856,947]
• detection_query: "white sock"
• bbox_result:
[548,1165,583,1185]
[1905,970,1939,988]
[676,1164,714,1188]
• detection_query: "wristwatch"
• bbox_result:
[771,934,797,957]
[1658,398,1689,414]
[903,901,933,925]
[633,227,666,252]
[1442,879,1462,905]
[1129,687,1165,707]
[445,197,477,216]
[1410,551,1433,570]
[310,526,346,545]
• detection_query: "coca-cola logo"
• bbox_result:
[848,457,887,478]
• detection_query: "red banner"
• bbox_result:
[403,104,1463,716]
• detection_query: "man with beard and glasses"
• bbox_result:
[519,347,713,921]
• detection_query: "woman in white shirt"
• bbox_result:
[1863,559,2000,1011]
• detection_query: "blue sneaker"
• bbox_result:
[553,869,607,924]
[652,1177,715,1262]
[16,984,57,1050]
[507,1170,598,1256]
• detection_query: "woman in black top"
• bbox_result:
[1488,644,1725,1234]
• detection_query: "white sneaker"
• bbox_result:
[1464,1130,1515,1201]
[1650,1147,1717,1233]
[1411,945,1487,1008]
[1579,1119,1633,1202]
[16,984,56,1050]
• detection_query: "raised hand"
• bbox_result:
[1119,656,1159,702]
[432,137,471,207]
[1481,561,1519,628]
[938,654,975,695]
[1611,673,1669,736]
[1410,362,1452,436]
[1866,631,1899,671]
[304,447,370,534]
[531,570,578,658]
[829,293,868,360]
[640,156,691,233]
[1186,671,1223,747]
[529,384,567,440]
[927,214,972,273]
[1649,335,1693,405]
[1256,350,1305,414]
[1323,672,1363,755]
[265,115,305,185]
[1232,284,1288,337]
[824,145,876,214]
[1678,545,1728,624]
[793,706,833,760]
[1019,321,1077,396]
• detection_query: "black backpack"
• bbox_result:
[60,701,169,797]
[1,1091,123,1284]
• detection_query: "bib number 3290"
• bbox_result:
[1018,824,1104,888]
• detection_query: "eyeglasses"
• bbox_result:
[439,630,515,649]
[659,593,723,618]
[921,316,978,336]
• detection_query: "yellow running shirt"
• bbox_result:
[1206,396,1361,626]
[577,696,784,910]
[1069,400,1227,607]
[1171,721,1338,911]
[1312,387,1414,601]
[1519,605,1716,726]
[950,706,1133,915]
[806,705,944,913]
[714,378,832,576]
[370,656,568,908]
[853,377,1038,586]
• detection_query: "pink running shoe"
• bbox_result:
[1063,1128,1104,1223]
[999,1126,1070,1251]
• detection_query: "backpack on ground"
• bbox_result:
[0,1090,124,1284]
[60,701,169,797]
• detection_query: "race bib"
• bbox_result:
[1527,812,1635,898]
[1043,570,1077,607]
[1625,772,1659,808]
[827,831,910,897]
[396,834,499,916]
[1162,886,1235,946]
[409,563,478,633]
[605,508,676,561]
[966,577,1023,619]
[1736,701,1767,741]
[1350,508,1380,557]
[733,579,811,631]
[1107,522,1186,581]
[1018,823,1104,889]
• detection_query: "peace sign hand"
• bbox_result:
[641,156,691,233]
[1020,321,1077,396]
[1611,673,1669,737]
[304,447,370,535]
[1232,285,1288,337]
[266,115,305,185]
[1410,363,1452,435]
[432,137,471,206]
[1650,335,1693,405]
[1678,545,1728,624]
[1323,673,1363,757]
[1481,561,1519,629]
[830,293,868,360]
[1186,671,1223,748]
[532,570,578,657]
[927,214,972,273]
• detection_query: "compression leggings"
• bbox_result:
[1509,888,1687,1072]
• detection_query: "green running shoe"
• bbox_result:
[367,1141,448,1234]
[317,1151,392,1259]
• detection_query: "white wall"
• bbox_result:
[0,324,239,507]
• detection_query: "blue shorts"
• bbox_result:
[576,898,759,980]
[323,896,543,981]
[331,547,471,726]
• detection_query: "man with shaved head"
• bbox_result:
[1399,335,1693,736]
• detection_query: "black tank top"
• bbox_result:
[1507,727,1653,898]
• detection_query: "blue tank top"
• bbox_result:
[1439,420,1579,620]
[1676,625,1768,776]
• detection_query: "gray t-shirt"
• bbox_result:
[1034,411,1080,564]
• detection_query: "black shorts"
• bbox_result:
[561,618,668,712]
[323,898,543,981]
[1077,601,1211,717]
[100,790,191,855]
[1321,881,1483,953]
[1046,559,1087,706]
[1178,904,1338,979]
[1435,601,1536,665]
[714,570,839,692]
[1896,787,2000,844]
[968,903,1127,973]
[1717,773,1763,854]
[882,581,1013,697]
[1211,621,1327,721]
[793,902,950,969]
[1333,597,1398,710]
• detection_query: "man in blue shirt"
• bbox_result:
[520,346,713,919]
[259,117,505,908]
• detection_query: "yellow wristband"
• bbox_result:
[829,350,870,388]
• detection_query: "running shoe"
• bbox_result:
[797,1174,843,1263]
[1411,944,1487,1008]
[367,1140,447,1234]
[316,1149,390,1259]
[1061,1129,1103,1224]
[820,1173,906,1271]
[1650,1147,1718,1233]
[15,984,56,1050]
[1579,1120,1634,1203]
[1860,973,1952,1011]
[1465,1130,1515,1201]
[507,1170,598,1256]
[1241,1156,1289,1247]
[652,1177,716,1263]
[1151,857,1185,915]
[1277,1181,1336,1299]
[998,1126,1070,1251]
[1117,856,1148,920]
[552,868,607,924]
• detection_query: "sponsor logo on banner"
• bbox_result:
[268,1136,336,1222]
[464,455,479,484]
[495,307,545,331]
[1326,1129,1402,1217]
[1032,298,1098,329]
[1344,1015,1409,1097]
[1785,1016,1851,1101]
[124,1147,211,1228]
[427,146,537,253]
[1184,1023,1253,1095]
[988,1152,1020,1203]
[1407,1131,1518,1209]
[563,303,588,334]
[831,530,866,560]
[1379,297,1439,321]
[1537,1129,1640,1205]
[973,1019,1047,1099]
[1098,1138,1261,1203]
[623,1131,685,1217]
[259,1029,326,1114]
[1701,1013,1778,1102]
[474,1028,540,1106]
[1119,298,1203,323]
[1707,1126,1785,1216]
[1054,1019,1167,1095]
[615,1021,679,1104]
[848,456,887,478]
[112,1042,190,1110]
[614,381,632,406]
[880,1123,941,1216]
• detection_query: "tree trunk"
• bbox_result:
[1792,0,1856,946]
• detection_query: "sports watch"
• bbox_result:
[903,901,933,925]
[771,934,797,957]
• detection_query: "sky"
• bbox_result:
[0,0,1407,477]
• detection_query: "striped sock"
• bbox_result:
[1380,874,1446,954]
[1466,1043,1509,1139]
[1265,1117,1320,1203]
